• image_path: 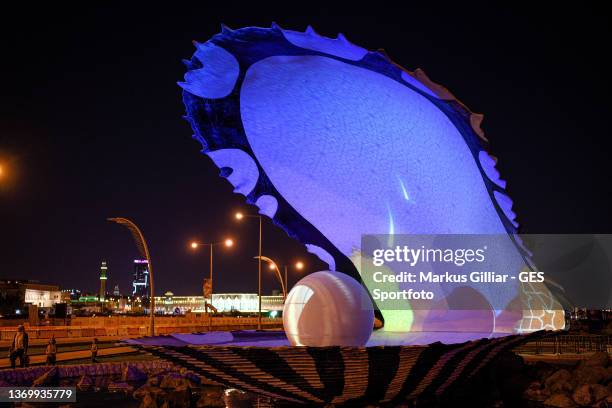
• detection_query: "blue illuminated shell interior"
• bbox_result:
[179,24,534,331]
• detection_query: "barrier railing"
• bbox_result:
[0,317,283,340]
[514,334,612,355]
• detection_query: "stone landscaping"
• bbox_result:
[0,361,267,407]
[522,351,612,407]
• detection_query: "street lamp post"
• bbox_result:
[254,256,286,298]
[235,212,263,330]
[255,256,304,301]
[107,217,156,336]
[190,238,233,331]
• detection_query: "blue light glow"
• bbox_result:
[180,25,564,335]
[398,176,410,201]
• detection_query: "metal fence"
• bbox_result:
[514,334,612,355]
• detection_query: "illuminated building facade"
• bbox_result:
[0,279,62,315]
[132,259,150,298]
[153,292,283,314]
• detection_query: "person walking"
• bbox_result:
[9,325,29,369]
[90,338,98,363]
[45,337,57,365]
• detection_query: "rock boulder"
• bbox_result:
[544,393,578,407]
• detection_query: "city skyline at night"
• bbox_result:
[1,4,610,297]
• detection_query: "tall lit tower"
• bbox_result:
[99,261,108,300]
[132,259,150,298]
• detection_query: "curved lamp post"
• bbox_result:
[254,256,286,299]
[107,217,156,336]
[256,257,305,301]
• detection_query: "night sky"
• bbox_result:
[1,4,610,296]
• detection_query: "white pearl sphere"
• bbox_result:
[283,271,374,346]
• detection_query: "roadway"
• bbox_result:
[0,345,138,369]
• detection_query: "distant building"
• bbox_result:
[99,261,108,300]
[66,291,284,315]
[153,292,283,314]
[105,294,133,313]
[113,285,120,296]
[0,279,62,315]
[213,293,258,312]
[69,295,104,314]
[62,288,82,300]
[132,259,150,298]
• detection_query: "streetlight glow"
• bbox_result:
[235,212,244,220]
[295,261,304,270]
[224,238,234,247]
[269,263,276,270]
[190,241,199,249]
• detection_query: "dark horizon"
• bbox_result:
[1,4,610,296]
